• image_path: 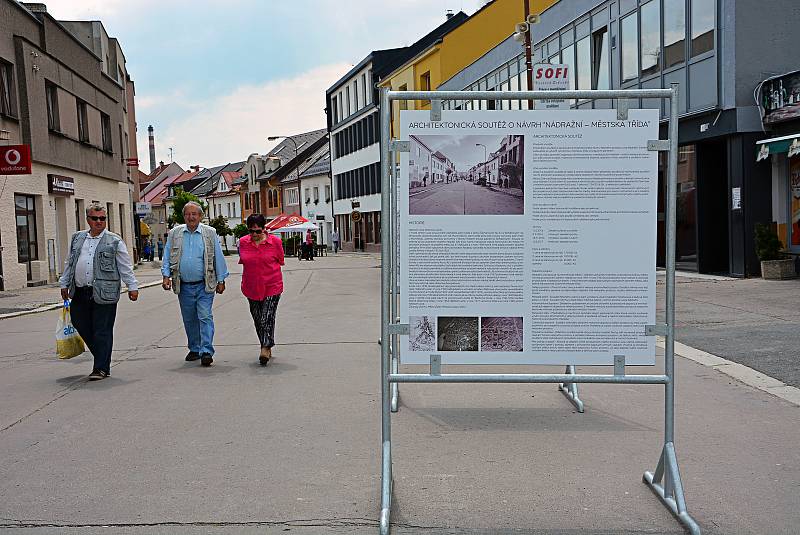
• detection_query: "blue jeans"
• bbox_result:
[177,281,215,356]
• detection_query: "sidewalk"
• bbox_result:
[0,255,797,534]
[0,262,166,317]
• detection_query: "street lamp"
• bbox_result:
[476,143,487,185]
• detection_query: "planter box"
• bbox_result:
[760,259,796,280]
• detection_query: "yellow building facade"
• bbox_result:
[381,0,559,133]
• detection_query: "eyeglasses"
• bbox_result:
[249,228,263,234]
[88,216,107,221]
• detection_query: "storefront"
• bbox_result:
[756,70,800,260]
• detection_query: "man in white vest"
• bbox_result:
[161,201,229,366]
[59,203,139,380]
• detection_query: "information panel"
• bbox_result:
[399,109,659,365]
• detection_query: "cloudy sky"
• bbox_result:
[46,0,486,170]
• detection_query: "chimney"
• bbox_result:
[148,125,156,173]
[191,165,200,172]
[445,9,454,19]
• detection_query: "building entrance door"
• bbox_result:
[696,139,730,274]
[14,194,38,281]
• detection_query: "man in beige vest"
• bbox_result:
[161,202,228,366]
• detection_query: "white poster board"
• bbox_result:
[399,109,659,365]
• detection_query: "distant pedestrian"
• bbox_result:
[238,214,284,366]
[161,202,229,367]
[305,229,315,261]
[143,241,152,262]
[332,230,340,254]
[157,237,164,260]
[59,203,139,380]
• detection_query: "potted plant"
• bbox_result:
[754,223,795,279]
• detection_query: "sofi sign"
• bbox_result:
[0,144,32,174]
[533,64,569,110]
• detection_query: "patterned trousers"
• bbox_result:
[248,294,281,348]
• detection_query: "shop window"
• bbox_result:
[576,36,591,91]
[640,0,661,77]
[0,59,16,117]
[663,0,686,68]
[620,12,639,83]
[592,28,610,89]
[15,194,39,276]
[691,0,715,57]
[46,81,59,131]
[374,211,381,243]
[365,212,373,243]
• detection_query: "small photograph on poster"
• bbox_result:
[409,315,436,352]
[480,317,523,352]
[437,316,479,351]
[408,134,524,215]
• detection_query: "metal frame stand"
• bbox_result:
[557,365,584,413]
[378,86,699,535]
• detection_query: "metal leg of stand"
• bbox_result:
[391,352,399,412]
[380,440,393,534]
[558,365,585,413]
[643,442,700,534]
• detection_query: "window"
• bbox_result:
[640,0,661,76]
[118,203,125,238]
[313,186,319,202]
[0,59,16,117]
[420,71,431,91]
[15,194,39,269]
[353,80,359,111]
[325,184,331,202]
[576,36,592,92]
[561,44,576,103]
[331,96,338,123]
[46,81,60,131]
[345,86,351,117]
[361,73,368,106]
[106,203,115,232]
[304,187,310,203]
[621,12,639,83]
[591,28,609,90]
[374,211,381,243]
[244,193,250,210]
[74,199,84,231]
[691,0,714,57]
[398,84,407,110]
[664,0,686,67]
[365,212,373,243]
[101,112,112,152]
[286,187,299,205]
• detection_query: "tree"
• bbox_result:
[169,187,207,227]
[233,223,249,239]
[209,215,232,253]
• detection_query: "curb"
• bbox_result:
[658,338,800,407]
[0,279,163,321]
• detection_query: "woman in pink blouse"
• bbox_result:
[238,214,284,365]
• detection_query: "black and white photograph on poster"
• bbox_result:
[409,316,436,352]
[408,134,524,215]
[437,317,479,351]
[480,317,523,352]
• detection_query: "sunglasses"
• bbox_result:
[88,216,107,221]
[248,228,263,234]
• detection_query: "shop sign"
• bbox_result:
[761,71,800,124]
[47,174,74,196]
[135,201,152,215]
[533,64,569,109]
[0,144,32,174]
[125,157,139,167]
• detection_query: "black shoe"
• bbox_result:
[88,369,109,381]
[185,351,201,362]
[200,354,213,367]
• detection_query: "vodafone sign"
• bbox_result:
[0,144,32,174]
[533,63,570,110]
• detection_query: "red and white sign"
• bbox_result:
[0,144,32,174]
[125,157,139,167]
[533,64,570,110]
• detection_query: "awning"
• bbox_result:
[139,220,151,236]
[756,133,800,161]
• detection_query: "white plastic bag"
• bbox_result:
[56,301,85,360]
